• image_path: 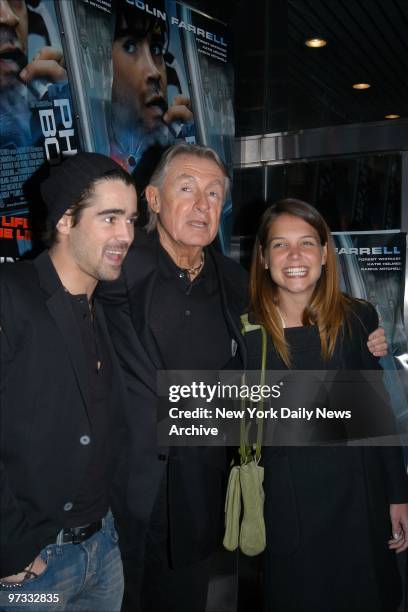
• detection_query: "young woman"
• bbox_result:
[245,198,408,612]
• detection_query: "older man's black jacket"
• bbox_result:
[98,230,248,567]
[0,251,125,577]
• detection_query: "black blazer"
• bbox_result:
[0,251,125,576]
[98,230,248,566]
[244,300,408,612]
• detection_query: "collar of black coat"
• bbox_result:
[127,228,248,301]
[33,249,65,297]
[32,249,93,408]
[247,311,260,325]
[156,239,218,295]
[121,228,249,369]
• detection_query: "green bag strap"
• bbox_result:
[240,314,267,463]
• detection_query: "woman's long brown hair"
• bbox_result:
[249,198,353,366]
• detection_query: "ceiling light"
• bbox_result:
[384,114,400,119]
[305,38,327,48]
[352,83,371,90]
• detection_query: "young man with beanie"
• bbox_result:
[0,152,137,611]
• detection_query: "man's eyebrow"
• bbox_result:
[116,27,165,41]
[207,179,225,188]
[175,174,224,187]
[116,27,145,40]
[96,209,128,216]
[174,173,196,182]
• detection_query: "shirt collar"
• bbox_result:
[157,242,217,294]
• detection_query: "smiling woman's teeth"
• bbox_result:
[284,267,307,276]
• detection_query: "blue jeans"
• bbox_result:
[0,513,124,612]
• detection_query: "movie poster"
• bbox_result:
[334,231,408,423]
[0,0,79,262]
[59,0,234,251]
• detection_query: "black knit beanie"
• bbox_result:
[40,152,125,226]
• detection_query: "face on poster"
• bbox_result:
[68,0,233,248]
[108,0,233,166]
[68,0,197,170]
[0,0,78,261]
[110,0,195,168]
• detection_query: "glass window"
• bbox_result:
[233,153,402,267]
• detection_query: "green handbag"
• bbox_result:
[223,315,267,556]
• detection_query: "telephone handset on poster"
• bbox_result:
[3,48,48,99]
[164,51,193,138]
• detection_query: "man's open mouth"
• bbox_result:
[105,248,126,265]
[0,47,26,69]
[145,96,167,114]
[188,221,208,229]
